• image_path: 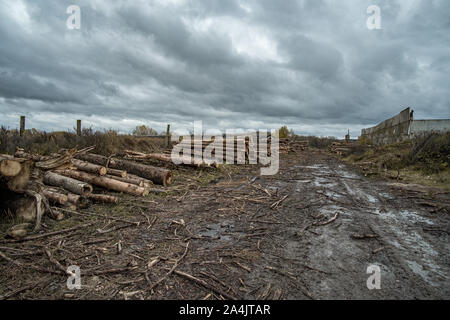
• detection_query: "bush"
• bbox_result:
[407,132,450,174]
[132,125,158,136]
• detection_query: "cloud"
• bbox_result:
[0,0,449,138]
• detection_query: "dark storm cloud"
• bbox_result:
[0,0,449,137]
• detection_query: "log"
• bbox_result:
[15,149,74,170]
[56,169,149,196]
[87,194,119,204]
[126,174,153,187]
[1,194,43,222]
[43,171,93,196]
[106,168,127,178]
[105,174,144,187]
[64,192,89,208]
[42,188,68,206]
[0,155,33,192]
[0,155,22,176]
[72,159,107,176]
[125,151,209,168]
[75,153,172,186]
[66,193,81,204]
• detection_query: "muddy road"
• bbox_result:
[1,150,449,299]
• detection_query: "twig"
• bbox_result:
[0,222,95,243]
[0,285,33,300]
[57,207,140,226]
[172,270,237,300]
[314,211,339,226]
[0,251,63,275]
[148,242,190,292]
[44,247,72,275]
[351,233,378,239]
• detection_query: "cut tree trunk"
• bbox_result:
[75,153,172,186]
[87,194,119,204]
[42,188,68,206]
[126,174,153,188]
[0,155,33,192]
[56,169,149,196]
[105,174,144,187]
[72,159,107,176]
[105,168,127,178]
[124,151,210,168]
[43,171,93,196]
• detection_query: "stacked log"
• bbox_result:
[71,159,107,175]
[173,136,251,164]
[0,155,33,192]
[55,169,150,196]
[43,171,93,196]
[279,139,308,154]
[124,150,219,168]
[2,147,173,238]
[329,141,352,156]
[75,153,172,186]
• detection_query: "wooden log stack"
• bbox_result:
[329,141,352,156]
[279,139,308,154]
[171,136,253,164]
[1,147,174,237]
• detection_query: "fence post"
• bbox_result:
[165,124,171,148]
[20,116,25,137]
[77,120,81,136]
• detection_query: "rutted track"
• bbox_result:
[247,151,450,299]
[0,150,448,299]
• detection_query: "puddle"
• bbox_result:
[199,220,234,241]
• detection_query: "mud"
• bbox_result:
[0,150,448,299]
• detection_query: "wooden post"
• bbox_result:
[76,120,81,136]
[19,116,25,137]
[165,124,171,148]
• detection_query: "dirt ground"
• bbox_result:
[0,149,449,300]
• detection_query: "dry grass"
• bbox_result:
[344,132,450,189]
[0,127,167,156]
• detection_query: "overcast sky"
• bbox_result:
[0,0,449,137]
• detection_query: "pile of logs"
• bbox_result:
[329,141,352,156]
[123,150,220,168]
[169,134,279,164]
[1,147,173,238]
[279,139,308,154]
[176,136,251,164]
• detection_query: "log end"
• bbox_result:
[164,172,173,186]
[81,184,94,196]
[0,159,22,177]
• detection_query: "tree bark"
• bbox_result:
[75,153,172,186]
[43,171,93,196]
[126,174,153,188]
[42,188,68,205]
[104,174,144,187]
[56,169,149,196]
[105,168,127,178]
[87,194,119,204]
[72,159,107,176]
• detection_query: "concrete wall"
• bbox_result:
[361,108,412,145]
[410,120,450,136]
[360,108,450,145]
